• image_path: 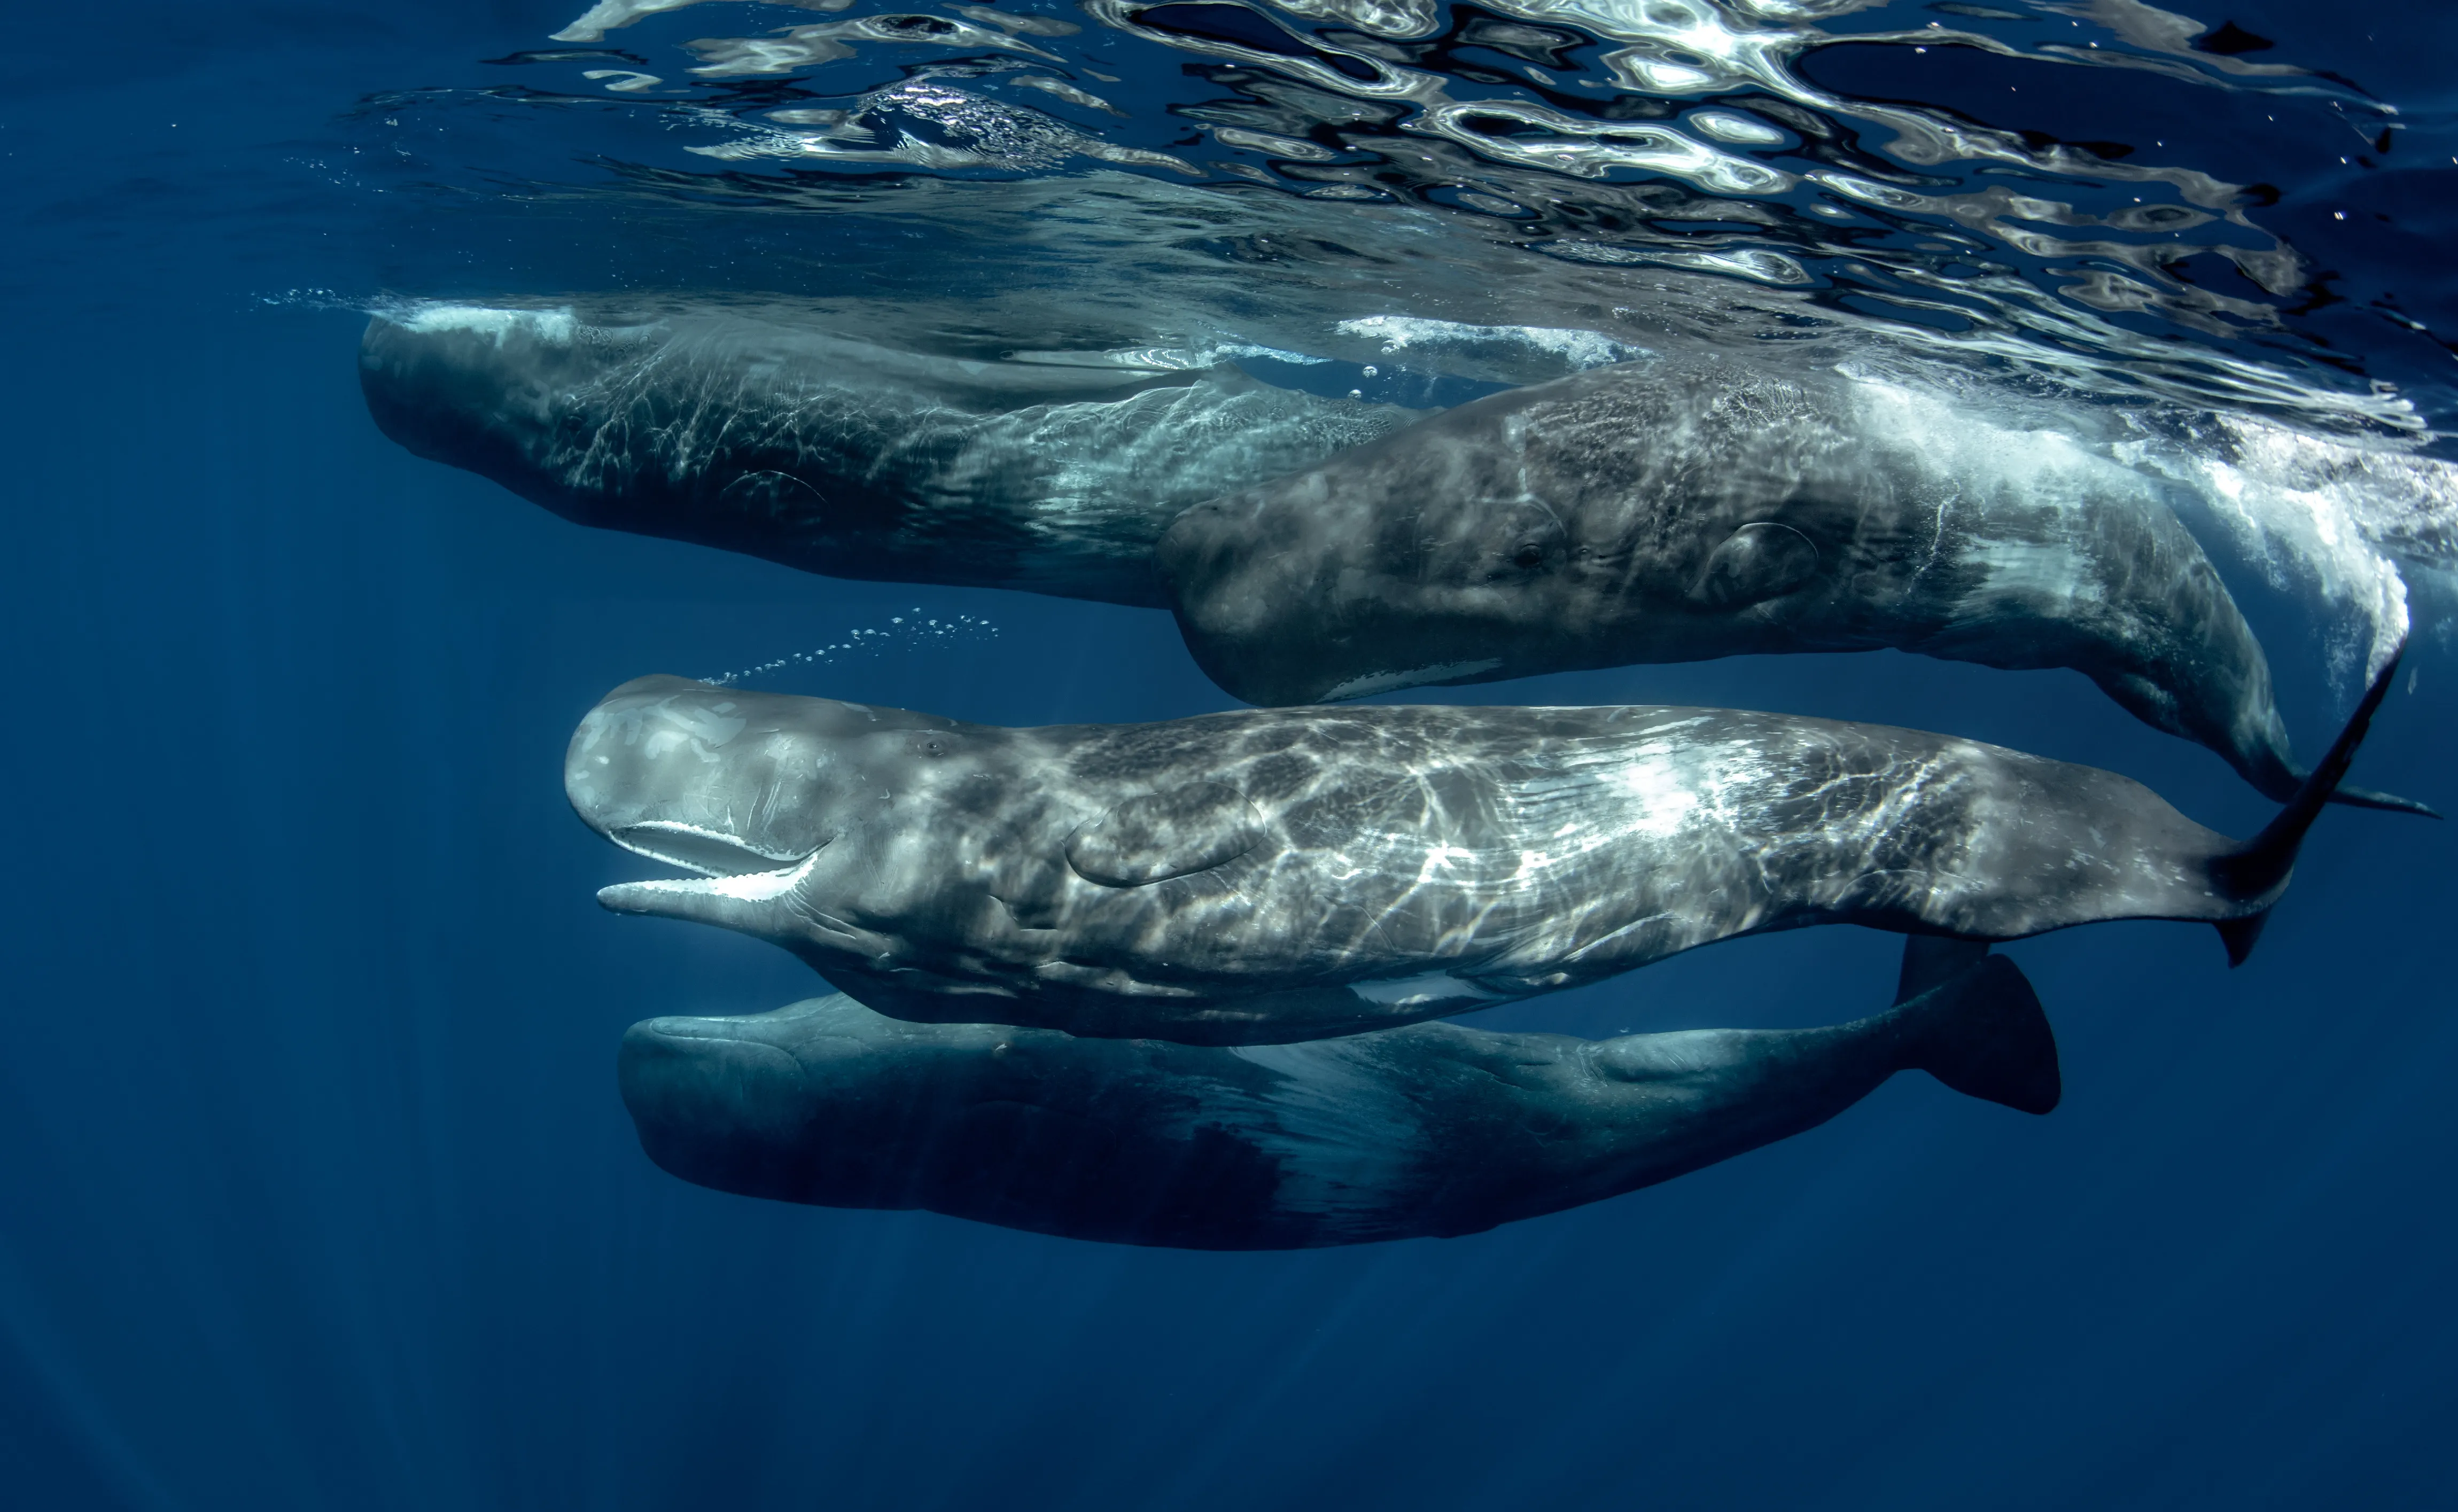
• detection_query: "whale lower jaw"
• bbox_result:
[606,820,813,877]
[596,824,827,923]
[598,852,819,913]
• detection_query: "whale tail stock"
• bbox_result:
[1891,940,2062,1116]
[2208,644,2407,967]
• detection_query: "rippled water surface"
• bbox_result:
[379,0,2449,422]
[302,0,2458,651]
[3,3,2456,1508]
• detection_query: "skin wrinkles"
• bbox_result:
[569,675,2328,1047]
[1157,352,2425,813]
[365,310,2428,815]
[360,309,1420,608]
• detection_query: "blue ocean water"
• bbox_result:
[2,2,2454,1507]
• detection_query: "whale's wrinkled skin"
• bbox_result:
[1157,356,2423,813]
[567,669,2386,1045]
[358,307,1420,606]
[618,947,2058,1249]
[371,317,2422,814]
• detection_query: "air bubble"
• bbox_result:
[703,613,1001,686]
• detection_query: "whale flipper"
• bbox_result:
[2210,644,2407,964]
[1064,782,1267,886]
[2308,781,2437,818]
[1900,953,2061,1116]
[1688,521,1819,608]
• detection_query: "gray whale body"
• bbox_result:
[619,947,2058,1249]
[370,313,2423,814]
[1158,357,2426,814]
[358,307,1418,606]
[567,661,2391,1046]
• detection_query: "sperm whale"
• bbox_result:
[1157,357,2430,815]
[564,652,2394,1045]
[369,313,2424,814]
[618,944,2059,1249]
[357,305,1419,605]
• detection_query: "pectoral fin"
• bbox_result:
[1065,782,1266,887]
[1690,521,1819,608]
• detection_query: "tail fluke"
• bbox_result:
[2214,911,2269,968]
[2210,644,2407,964]
[1896,945,2062,1116]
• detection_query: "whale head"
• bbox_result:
[616,996,985,1209]
[619,1005,830,1203]
[564,675,975,932]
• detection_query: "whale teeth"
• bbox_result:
[608,821,813,878]
[598,852,822,931]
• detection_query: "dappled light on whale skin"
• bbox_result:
[13,0,2458,1506]
[564,658,2399,1046]
[358,306,1424,609]
[1155,350,2430,812]
[368,306,2438,813]
[356,0,2443,1310]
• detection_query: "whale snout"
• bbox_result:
[618,1014,823,1200]
[564,677,842,873]
[357,309,627,498]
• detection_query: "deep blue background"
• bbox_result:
[3,4,2455,1508]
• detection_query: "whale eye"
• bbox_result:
[920,737,948,758]
[1478,504,1567,582]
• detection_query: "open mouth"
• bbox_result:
[610,821,813,877]
[598,821,825,914]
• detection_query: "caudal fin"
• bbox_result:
[2209,644,2406,964]
[1897,947,2062,1116]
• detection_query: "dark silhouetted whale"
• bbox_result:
[1157,357,2429,814]
[566,657,2392,1045]
[358,306,1417,605]
[617,943,2058,1249]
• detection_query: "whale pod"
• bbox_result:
[567,659,2394,1045]
[357,307,1420,606]
[370,316,2424,815]
[618,947,2058,1249]
[1157,356,2430,815]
